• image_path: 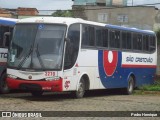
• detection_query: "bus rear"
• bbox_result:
[0,17,17,93]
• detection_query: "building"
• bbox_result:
[72,1,158,30]
[0,7,39,19]
[0,8,16,18]
[73,0,127,6]
[17,7,39,16]
[106,0,127,6]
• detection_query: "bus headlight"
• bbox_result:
[45,76,60,81]
[8,74,18,79]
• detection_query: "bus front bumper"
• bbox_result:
[6,78,63,92]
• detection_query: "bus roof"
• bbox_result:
[0,17,17,26]
[17,17,105,26]
[105,24,155,35]
[17,17,155,35]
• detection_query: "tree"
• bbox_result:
[52,10,73,17]
[155,28,160,45]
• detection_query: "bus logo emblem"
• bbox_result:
[103,50,118,76]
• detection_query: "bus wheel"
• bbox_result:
[31,91,43,97]
[0,73,10,94]
[125,76,134,95]
[74,78,85,98]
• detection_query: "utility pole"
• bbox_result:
[132,0,133,6]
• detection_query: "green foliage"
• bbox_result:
[52,10,73,17]
[139,85,160,91]
[155,28,160,45]
[139,79,160,91]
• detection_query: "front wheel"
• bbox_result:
[72,78,85,98]
[124,76,134,95]
[0,73,10,94]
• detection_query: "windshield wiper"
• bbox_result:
[36,44,45,70]
[17,45,33,69]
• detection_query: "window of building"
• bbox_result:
[98,13,108,22]
[117,15,128,23]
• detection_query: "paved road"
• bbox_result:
[0,90,160,119]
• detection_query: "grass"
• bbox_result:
[139,78,160,91]
[134,78,160,95]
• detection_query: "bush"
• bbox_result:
[139,78,160,91]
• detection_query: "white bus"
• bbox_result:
[6,17,157,98]
[0,17,17,93]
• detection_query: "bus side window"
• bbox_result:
[64,24,80,70]
[102,29,108,47]
[82,25,95,47]
[149,35,156,52]
[122,31,127,49]
[109,29,120,49]
[96,28,108,48]
[143,35,149,52]
[133,33,142,50]
[3,32,11,47]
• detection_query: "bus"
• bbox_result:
[0,17,17,93]
[6,17,157,98]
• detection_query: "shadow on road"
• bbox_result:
[0,88,127,101]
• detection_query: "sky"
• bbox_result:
[0,0,160,10]
[0,0,160,15]
[0,0,73,10]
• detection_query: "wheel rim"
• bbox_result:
[77,82,84,97]
[128,79,134,93]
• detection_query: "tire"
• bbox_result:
[0,73,10,94]
[31,91,43,97]
[124,76,134,95]
[73,78,85,98]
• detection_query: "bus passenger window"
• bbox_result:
[102,29,108,47]
[109,30,120,49]
[149,36,156,52]
[122,31,127,49]
[82,25,95,47]
[96,28,108,48]
[143,35,149,51]
[133,33,142,50]
[3,32,11,47]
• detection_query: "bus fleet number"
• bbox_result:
[45,71,55,76]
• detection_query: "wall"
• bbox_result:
[73,6,156,30]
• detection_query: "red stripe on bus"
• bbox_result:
[122,64,156,68]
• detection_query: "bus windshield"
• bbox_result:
[8,24,66,70]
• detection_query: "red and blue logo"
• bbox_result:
[103,51,118,76]
[98,50,122,88]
